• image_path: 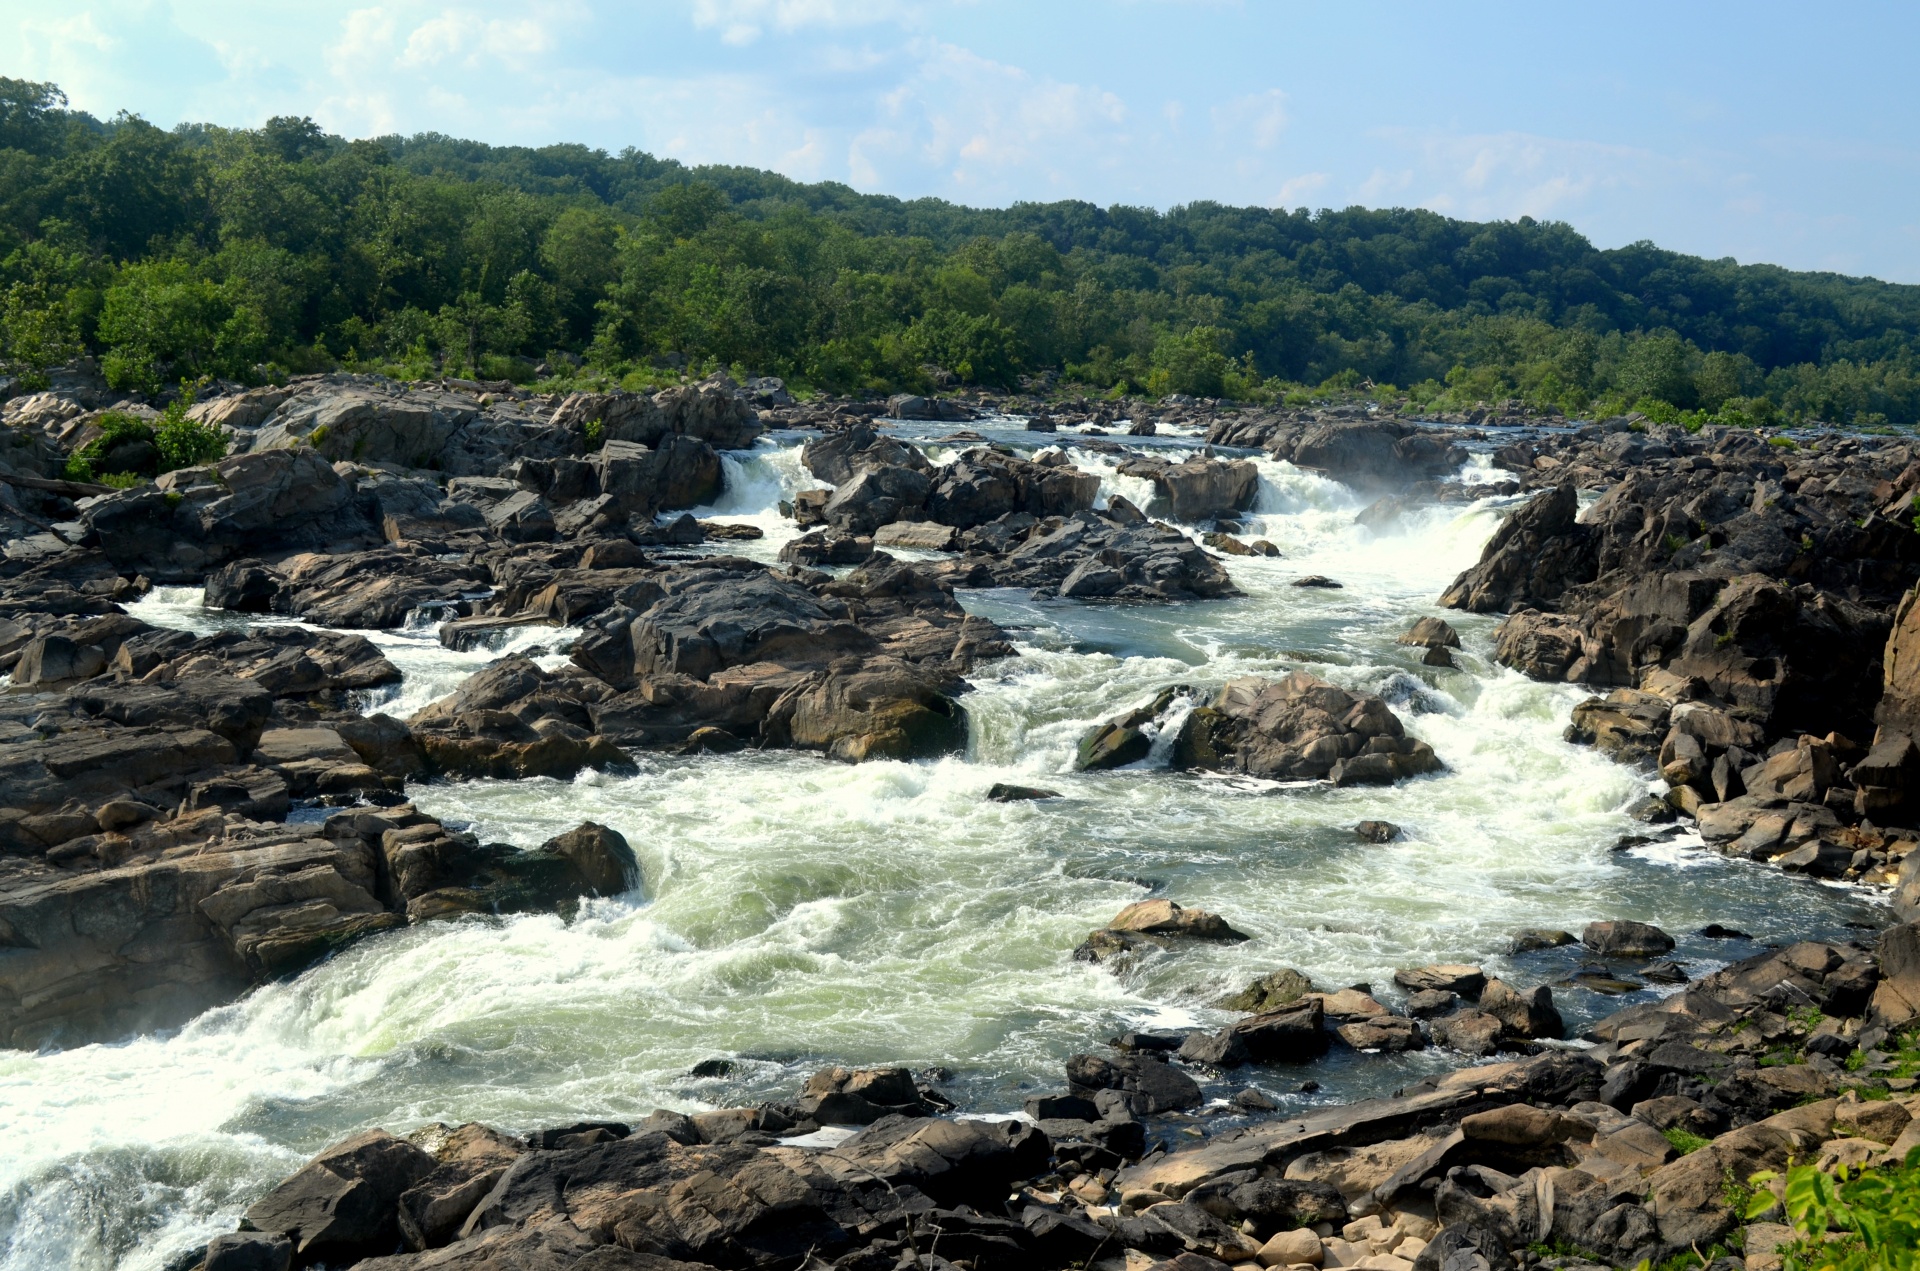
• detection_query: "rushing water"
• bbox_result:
[0,431,1888,1271]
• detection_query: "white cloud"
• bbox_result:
[1211,88,1288,150]
[1274,171,1328,206]
[1358,128,1678,224]
[690,0,919,43]
[847,40,1131,195]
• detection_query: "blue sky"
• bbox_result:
[8,1,1920,281]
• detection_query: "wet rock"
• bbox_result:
[200,1232,293,1271]
[1219,968,1316,1013]
[1394,965,1487,997]
[1478,979,1566,1040]
[1398,616,1462,649]
[1115,455,1260,521]
[796,1066,936,1125]
[1354,820,1401,843]
[1253,419,1469,490]
[1582,920,1676,957]
[1076,687,1188,770]
[1232,998,1331,1063]
[1180,1027,1254,1067]
[1428,1010,1505,1056]
[1405,989,1459,1018]
[991,510,1243,601]
[926,447,1100,528]
[0,814,414,1049]
[986,783,1060,802]
[1511,928,1577,953]
[244,1128,436,1263]
[539,822,638,896]
[1067,1051,1205,1112]
[1336,1015,1426,1052]
[1172,673,1442,785]
[1106,898,1249,941]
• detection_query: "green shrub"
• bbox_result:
[62,390,226,482]
[153,393,227,471]
[1746,1146,1920,1271]
[1664,1127,1714,1155]
[63,410,158,482]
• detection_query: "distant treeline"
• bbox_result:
[3,76,1919,426]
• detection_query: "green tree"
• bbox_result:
[96,259,266,390]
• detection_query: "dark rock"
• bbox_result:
[539,822,638,896]
[1354,819,1401,843]
[1172,673,1442,784]
[1582,920,1676,957]
[244,1129,436,1263]
[986,783,1061,802]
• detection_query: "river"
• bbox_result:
[0,426,1886,1270]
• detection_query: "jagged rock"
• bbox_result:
[1253,419,1469,490]
[1232,999,1331,1063]
[82,448,380,581]
[1441,484,1594,613]
[563,560,1003,760]
[1172,673,1442,784]
[1394,965,1487,997]
[591,436,722,516]
[1107,898,1248,940]
[243,1128,437,1262]
[795,1066,936,1125]
[1066,1051,1204,1113]
[396,1123,525,1251]
[551,381,763,451]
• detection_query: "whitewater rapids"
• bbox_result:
[0,431,1883,1270]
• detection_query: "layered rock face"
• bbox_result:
[1434,422,1920,864]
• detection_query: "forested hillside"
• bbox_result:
[3,76,1919,425]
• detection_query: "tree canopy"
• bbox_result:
[4,76,1919,426]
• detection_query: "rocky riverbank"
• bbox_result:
[4,365,1920,1271]
[172,910,1920,1271]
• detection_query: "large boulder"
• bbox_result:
[250,389,471,467]
[1172,673,1443,784]
[1116,455,1260,521]
[1441,484,1596,613]
[82,449,380,580]
[1263,419,1468,490]
[0,828,396,1049]
[244,1129,437,1263]
[590,436,722,517]
[550,380,763,451]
